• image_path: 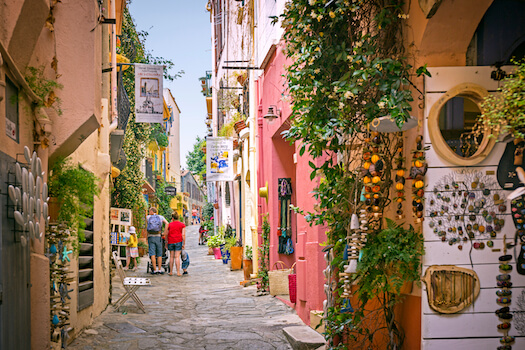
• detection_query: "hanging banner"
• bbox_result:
[135,63,164,123]
[206,137,234,181]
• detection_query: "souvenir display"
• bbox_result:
[277,178,294,255]
[394,137,406,219]
[426,170,506,249]
[362,131,385,218]
[47,224,74,348]
[495,236,515,349]
[409,135,428,223]
[422,265,480,314]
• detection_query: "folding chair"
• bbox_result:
[112,251,151,313]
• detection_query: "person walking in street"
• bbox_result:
[147,207,169,274]
[181,249,190,275]
[125,226,139,271]
[165,211,186,276]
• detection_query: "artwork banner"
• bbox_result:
[206,137,234,182]
[135,63,164,123]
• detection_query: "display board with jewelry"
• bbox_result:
[426,170,507,251]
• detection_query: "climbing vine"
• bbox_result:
[281,1,429,349]
[258,215,271,292]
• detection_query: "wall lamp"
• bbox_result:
[263,105,281,123]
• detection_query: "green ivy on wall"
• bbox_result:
[111,7,178,232]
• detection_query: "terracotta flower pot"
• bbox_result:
[243,259,253,280]
[230,246,243,271]
[213,203,219,209]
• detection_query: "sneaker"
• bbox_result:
[158,270,164,275]
[183,271,188,275]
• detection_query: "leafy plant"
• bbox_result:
[150,123,169,148]
[224,235,238,250]
[245,245,253,260]
[351,219,424,348]
[48,157,100,252]
[186,136,207,182]
[480,59,525,140]
[25,65,63,115]
[258,215,270,292]
[137,241,148,249]
[207,234,224,248]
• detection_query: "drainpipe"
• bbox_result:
[110,0,118,126]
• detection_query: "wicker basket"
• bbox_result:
[269,261,292,296]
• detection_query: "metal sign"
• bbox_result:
[164,186,177,196]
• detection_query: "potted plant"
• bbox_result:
[207,235,224,259]
[243,245,253,280]
[137,240,148,257]
[221,235,236,264]
[480,60,525,140]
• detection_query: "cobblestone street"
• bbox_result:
[68,225,305,349]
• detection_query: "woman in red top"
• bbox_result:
[164,212,186,276]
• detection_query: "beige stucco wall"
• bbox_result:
[67,98,111,338]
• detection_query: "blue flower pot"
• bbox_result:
[220,244,230,264]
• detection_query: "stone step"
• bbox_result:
[283,326,326,350]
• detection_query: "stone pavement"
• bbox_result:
[68,225,306,350]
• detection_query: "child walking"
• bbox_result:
[126,226,139,271]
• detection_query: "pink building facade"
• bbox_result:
[256,43,326,324]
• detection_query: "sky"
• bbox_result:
[128,0,210,169]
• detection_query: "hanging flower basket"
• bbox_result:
[234,120,247,134]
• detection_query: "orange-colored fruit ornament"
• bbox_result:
[372,176,381,184]
[363,161,371,170]
[363,176,371,184]
[396,183,404,190]
[396,169,405,177]
[371,154,380,164]
[415,180,424,189]
[415,160,424,167]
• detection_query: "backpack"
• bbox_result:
[147,214,162,232]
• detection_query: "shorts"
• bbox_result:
[168,242,183,251]
[148,236,163,257]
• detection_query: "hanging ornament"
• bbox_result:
[410,135,428,222]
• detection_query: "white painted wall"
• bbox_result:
[422,66,525,349]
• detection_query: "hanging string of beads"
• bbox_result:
[394,135,406,219]
[410,135,428,222]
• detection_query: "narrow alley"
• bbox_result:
[68,225,304,350]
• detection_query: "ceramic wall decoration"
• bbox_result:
[426,170,506,250]
[423,265,480,314]
[7,146,49,246]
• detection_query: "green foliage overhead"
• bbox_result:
[154,174,173,219]
[150,123,169,148]
[481,59,525,140]
[25,65,63,115]
[186,136,206,180]
[48,157,99,251]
